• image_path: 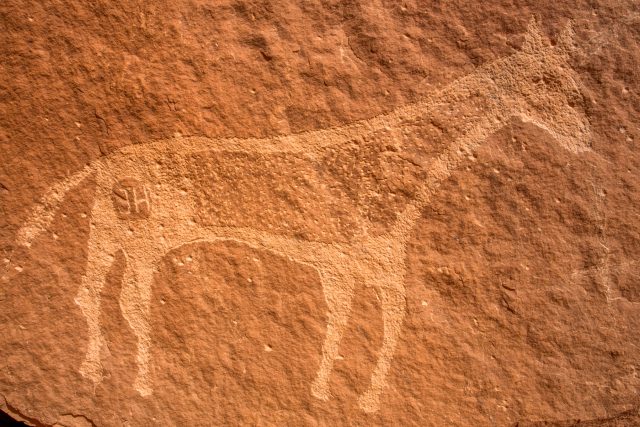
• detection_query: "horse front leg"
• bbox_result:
[119,250,158,396]
[75,228,117,385]
[358,271,407,413]
[310,268,357,401]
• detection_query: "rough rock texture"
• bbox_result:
[1,1,640,426]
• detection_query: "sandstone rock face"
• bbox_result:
[1,1,639,426]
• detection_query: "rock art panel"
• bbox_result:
[11,21,590,414]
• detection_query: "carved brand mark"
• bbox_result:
[112,178,151,220]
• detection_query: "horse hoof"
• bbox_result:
[358,390,380,413]
[310,379,331,401]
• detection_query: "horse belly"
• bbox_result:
[185,151,362,243]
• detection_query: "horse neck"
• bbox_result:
[387,81,519,244]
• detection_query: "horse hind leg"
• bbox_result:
[358,273,407,413]
[310,268,357,401]
[75,229,117,385]
[119,250,157,396]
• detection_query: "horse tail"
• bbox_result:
[16,164,96,247]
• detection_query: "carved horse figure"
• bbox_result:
[15,21,590,412]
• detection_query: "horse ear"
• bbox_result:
[521,18,546,54]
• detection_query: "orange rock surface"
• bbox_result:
[1,1,639,426]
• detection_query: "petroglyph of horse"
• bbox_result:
[15,21,591,412]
